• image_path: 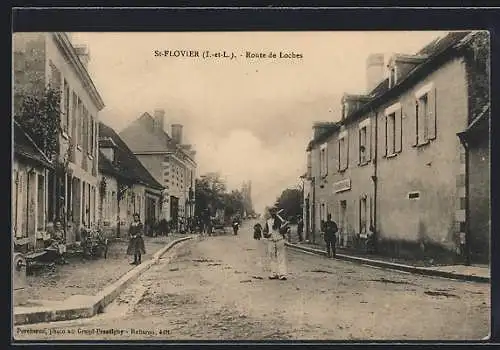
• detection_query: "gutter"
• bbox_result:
[52,33,105,111]
[344,35,468,125]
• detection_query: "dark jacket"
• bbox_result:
[253,223,262,240]
[323,220,338,241]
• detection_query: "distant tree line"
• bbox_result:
[194,172,252,222]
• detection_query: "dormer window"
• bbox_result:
[389,65,397,88]
[99,137,117,164]
[342,101,349,120]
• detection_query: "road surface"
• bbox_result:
[14,221,490,341]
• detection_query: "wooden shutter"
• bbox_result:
[395,107,403,153]
[367,122,372,161]
[414,100,419,146]
[427,87,437,140]
[346,133,349,169]
[368,194,373,228]
[358,128,362,165]
[337,140,341,171]
[358,198,361,234]
[384,114,388,156]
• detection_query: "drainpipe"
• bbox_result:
[311,176,316,244]
[457,132,471,266]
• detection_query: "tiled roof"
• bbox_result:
[306,31,474,151]
[98,122,164,190]
[14,120,54,169]
[119,112,177,154]
[306,123,341,151]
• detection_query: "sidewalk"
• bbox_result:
[286,241,490,283]
[14,234,193,325]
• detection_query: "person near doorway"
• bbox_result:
[263,207,288,280]
[297,215,304,242]
[324,214,338,258]
[127,213,146,265]
[47,220,68,264]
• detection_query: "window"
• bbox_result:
[387,112,396,155]
[359,195,367,235]
[415,87,437,145]
[62,80,70,134]
[389,66,397,88]
[358,120,371,165]
[384,104,402,157]
[320,144,328,177]
[338,132,349,171]
[89,116,95,156]
[82,107,88,152]
[71,92,78,140]
[36,174,45,231]
[77,98,83,146]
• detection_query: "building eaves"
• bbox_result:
[52,33,105,110]
[13,120,54,169]
[306,122,341,151]
[99,122,164,190]
[343,31,472,125]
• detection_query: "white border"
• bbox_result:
[359,117,371,129]
[384,102,401,116]
[338,130,348,139]
[415,82,434,99]
[320,142,327,150]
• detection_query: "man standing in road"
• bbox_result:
[263,207,288,280]
[323,214,338,258]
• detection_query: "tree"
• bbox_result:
[275,188,302,220]
[15,86,62,161]
[223,190,245,220]
[194,172,227,218]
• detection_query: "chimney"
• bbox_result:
[153,109,165,132]
[172,124,183,144]
[74,44,91,69]
[312,122,338,139]
[366,53,385,93]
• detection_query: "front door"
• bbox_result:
[340,200,347,247]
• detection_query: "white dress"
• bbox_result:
[264,218,288,278]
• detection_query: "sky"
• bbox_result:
[70,31,447,214]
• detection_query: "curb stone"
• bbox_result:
[13,236,193,326]
[285,242,490,283]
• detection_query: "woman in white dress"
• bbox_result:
[262,207,288,280]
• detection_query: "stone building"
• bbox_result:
[119,109,197,225]
[13,32,105,244]
[12,120,54,253]
[98,123,164,238]
[306,31,490,264]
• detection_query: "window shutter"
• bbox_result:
[325,146,328,175]
[395,107,403,153]
[427,87,437,140]
[358,129,362,164]
[414,100,419,146]
[367,123,372,161]
[337,140,342,170]
[358,198,361,234]
[346,134,349,169]
[368,194,373,228]
[384,115,388,156]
